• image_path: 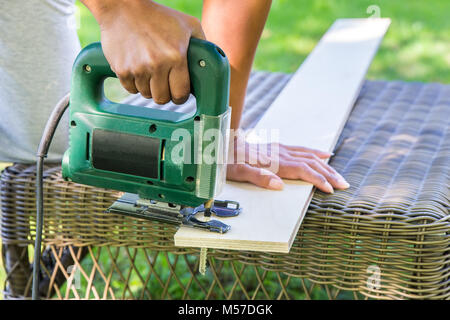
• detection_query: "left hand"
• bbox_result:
[226,139,350,193]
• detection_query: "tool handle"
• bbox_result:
[70,38,230,118]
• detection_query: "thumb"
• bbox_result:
[241,164,284,190]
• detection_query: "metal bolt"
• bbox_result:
[199,60,206,67]
[83,64,91,73]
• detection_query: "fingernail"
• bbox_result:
[324,182,334,194]
[268,178,284,190]
[335,174,350,189]
[339,180,350,189]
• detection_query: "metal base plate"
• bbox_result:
[107,193,241,234]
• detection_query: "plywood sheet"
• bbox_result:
[175,18,391,253]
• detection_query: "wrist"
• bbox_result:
[81,0,155,26]
[80,0,115,25]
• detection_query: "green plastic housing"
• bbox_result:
[62,38,230,207]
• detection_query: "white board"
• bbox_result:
[175,18,391,253]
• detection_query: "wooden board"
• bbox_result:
[175,18,391,253]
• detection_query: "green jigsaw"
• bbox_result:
[61,38,241,233]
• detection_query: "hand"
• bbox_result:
[86,0,205,104]
[227,139,350,193]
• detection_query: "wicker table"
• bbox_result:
[1,72,449,300]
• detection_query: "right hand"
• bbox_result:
[92,0,205,104]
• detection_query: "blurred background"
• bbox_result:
[77,0,450,82]
[1,0,449,299]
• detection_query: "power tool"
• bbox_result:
[33,38,241,299]
[61,38,241,232]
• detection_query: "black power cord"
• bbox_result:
[32,93,70,300]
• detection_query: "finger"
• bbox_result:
[304,159,349,189]
[227,164,284,190]
[285,145,332,159]
[290,153,350,189]
[279,162,334,193]
[301,163,334,193]
[289,152,337,174]
[168,61,190,105]
[333,170,349,188]
[118,74,138,94]
[150,68,171,105]
[134,73,152,98]
[313,160,350,188]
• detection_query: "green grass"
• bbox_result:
[1,0,449,300]
[76,0,450,83]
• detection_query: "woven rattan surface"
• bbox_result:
[1,73,449,299]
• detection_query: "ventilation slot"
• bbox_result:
[160,139,166,180]
[86,132,90,160]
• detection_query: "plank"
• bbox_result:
[175,18,391,253]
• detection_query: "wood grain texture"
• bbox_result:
[175,18,391,253]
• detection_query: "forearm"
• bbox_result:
[81,0,146,26]
[202,0,272,130]
[80,0,114,24]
